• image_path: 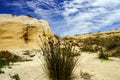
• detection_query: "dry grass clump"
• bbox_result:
[41,38,79,80]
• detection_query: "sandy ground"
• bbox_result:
[76,53,120,80]
[0,54,48,80]
[0,52,120,80]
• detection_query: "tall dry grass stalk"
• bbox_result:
[41,38,79,80]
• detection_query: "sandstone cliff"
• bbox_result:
[0,14,56,50]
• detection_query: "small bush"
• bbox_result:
[0,69,4,74]
[0,58,6,68]
[41,39,79,80]
[10,74,20,80]
[98,49,109,60]
[0,50,13,58]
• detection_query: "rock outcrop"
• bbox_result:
[0,14,56,50]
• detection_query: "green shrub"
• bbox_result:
[41,39,79,80]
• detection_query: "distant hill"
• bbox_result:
[63,29,120,40]
[63,29,120,57]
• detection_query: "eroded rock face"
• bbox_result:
[0,14,55,50]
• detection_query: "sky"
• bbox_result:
[0,0,120,36]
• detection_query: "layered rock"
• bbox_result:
[0,14,56,50]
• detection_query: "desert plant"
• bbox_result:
[81,45,96,52]
[109,47,120,57]
[0,58,6,68]
[41,39,79,80]
[0,69,4,74]
[0,50,22,68]
[103,36,120,50]
[83,36,104,46]
[23,50,31,55]
[98,48,109,60]
[10,74,20,80]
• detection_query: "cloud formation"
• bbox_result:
[61,0,120,36]
[5,0,120,36]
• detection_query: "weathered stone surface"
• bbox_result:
[0,14,55,50]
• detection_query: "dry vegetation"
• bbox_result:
[63,30,120,59]
[41,38,80,80]
[0,51,22,68]
[81,35,120,57]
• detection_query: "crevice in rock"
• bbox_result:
[23,25,29,43]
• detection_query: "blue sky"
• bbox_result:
[0,0,120,36]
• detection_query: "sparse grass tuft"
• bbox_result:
[80,70,92,80]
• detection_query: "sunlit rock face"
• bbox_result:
[0,14,56,50]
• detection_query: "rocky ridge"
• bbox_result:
[0,14,56,50]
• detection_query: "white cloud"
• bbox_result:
[92,0,120,8]
[25,0,120,36]
[26,0,61,19]
[61,0,120,36]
